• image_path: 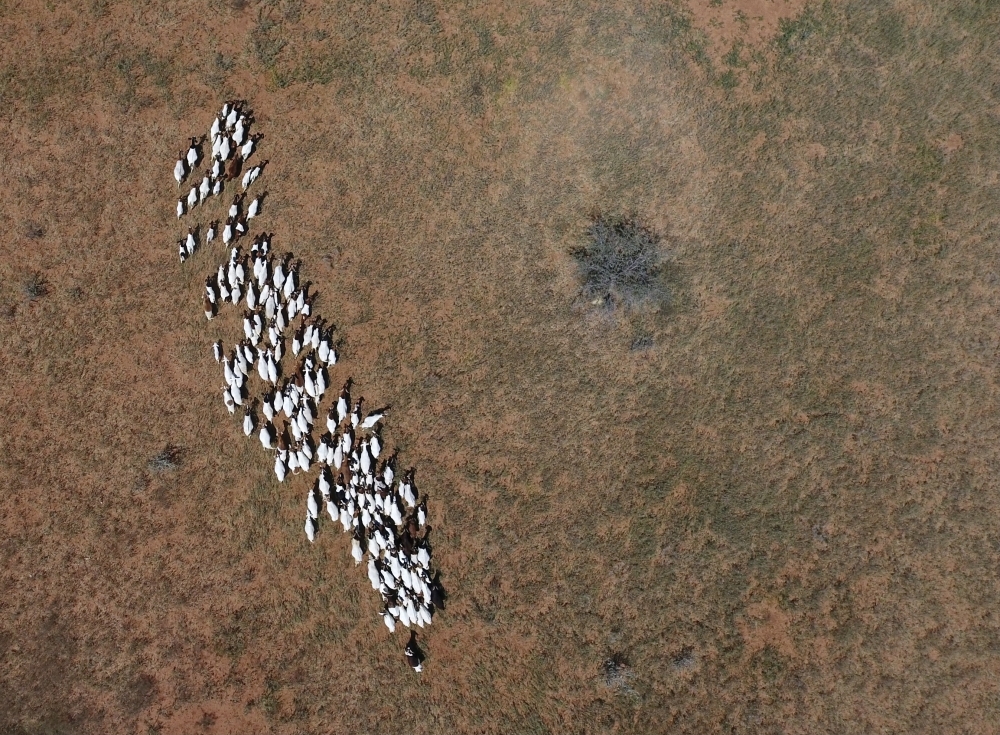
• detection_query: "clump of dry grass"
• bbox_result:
[148,445,183,472]
[21,272,48,301]
[573,215,666,309]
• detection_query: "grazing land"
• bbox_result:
[2,0,1000,732]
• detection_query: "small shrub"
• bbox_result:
[282,0,302,23]
[776,7,822,56]
[723,40,745,68]
[671,646,695,670]
[23,221,44,239]
[214,51,234,73]
[630,333,654,351]
[148,445,183,472]
[120,673,156,714]
[600,651,637,695]
[573,214,666,309]
[718,69,740,89]
[198,711,217,729]
[259,678,280,716]
[22,272,49,300]
[415,0,437,24]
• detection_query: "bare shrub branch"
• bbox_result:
[572,215,666,308]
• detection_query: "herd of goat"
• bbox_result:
[172,101,436,672]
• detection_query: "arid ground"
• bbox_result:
[2,0,1000,732]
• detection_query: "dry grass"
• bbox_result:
[1,0,999,733]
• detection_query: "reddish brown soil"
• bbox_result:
[2,0,1000,733]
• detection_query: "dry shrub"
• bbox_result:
[573,214,666,309]
[148,445,183,472]
[599,651,637,696]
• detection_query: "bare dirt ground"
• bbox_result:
[2,0,1000,733]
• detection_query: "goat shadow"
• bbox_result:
[430,569,448,612]
[406,631,426,667]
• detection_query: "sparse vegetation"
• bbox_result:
[204,50,235,89]
[573,214,666,309]
[249,12,287,69]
